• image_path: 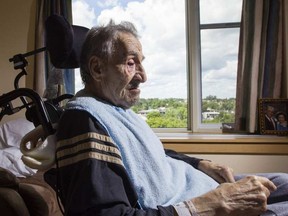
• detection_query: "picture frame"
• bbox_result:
[258,98,288,135]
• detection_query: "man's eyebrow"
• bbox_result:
[128,52,145,61]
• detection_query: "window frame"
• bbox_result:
[186,0,241,133]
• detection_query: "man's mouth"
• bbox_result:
[127,81,140,91]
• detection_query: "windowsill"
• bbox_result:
[157,133,288,155]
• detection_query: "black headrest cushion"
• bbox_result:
[45,14,89,69]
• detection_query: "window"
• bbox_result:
[72,0,242,132]
[188,0,242,132]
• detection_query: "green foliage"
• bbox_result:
[132,96,235,128]
[146,112,187,128]
[202,111,235,124]
[201,95,235,124]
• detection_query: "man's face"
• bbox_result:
[266,109,274,117]
[99,32,146,109]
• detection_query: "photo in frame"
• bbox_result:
[258,98,288,135]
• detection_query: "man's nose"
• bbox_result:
[136,65,147,83]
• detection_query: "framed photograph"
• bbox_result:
[258,98,288,135]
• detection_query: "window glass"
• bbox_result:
[200,28,239,99]
[199,0,242,24]
[198,0,242,125]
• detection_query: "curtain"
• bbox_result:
[33,0,73,98]
[33,0,47,96]
[235,0,286,133]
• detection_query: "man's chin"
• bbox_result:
[122,97,140,109]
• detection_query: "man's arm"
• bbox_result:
[165,149,235,183]
[164,149,203,168]
[165,149,277,215]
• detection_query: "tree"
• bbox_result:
[205,95,217,100]
[133,97,235,127]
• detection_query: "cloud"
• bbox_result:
[199,27,240,99]
[201,28,240,71]
[72,0,96,27]
[202,60,237,98]
[200,0,242,24]
[96,0,119,8]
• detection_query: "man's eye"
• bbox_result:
[127,61,136,73]
[127,61,135,67]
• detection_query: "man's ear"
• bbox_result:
[88,56,103,81]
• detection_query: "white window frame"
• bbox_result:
[186,0,241,133]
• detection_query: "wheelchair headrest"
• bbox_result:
[45,14,89,69]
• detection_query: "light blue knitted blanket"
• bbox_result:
[66,96,219,209]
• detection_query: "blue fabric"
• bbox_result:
[66,96,219,209]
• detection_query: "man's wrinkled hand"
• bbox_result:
[191,175,277,216]
[198,160,235,183]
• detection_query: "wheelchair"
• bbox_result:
[0,14,89,139]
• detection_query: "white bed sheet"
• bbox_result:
[0,118,37,177]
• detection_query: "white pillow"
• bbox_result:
[0,147,36,177]
[0,118,35,149]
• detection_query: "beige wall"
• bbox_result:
[0,0,36,122]
[192,154,288,174]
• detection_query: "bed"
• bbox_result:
[0,118,62,216]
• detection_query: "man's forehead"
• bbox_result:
[114,32,144,60]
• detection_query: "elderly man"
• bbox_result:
[52,21,288,215]
[264,106,277,130]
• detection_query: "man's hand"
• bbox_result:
[191,175,277,216]
[198,160,235,183]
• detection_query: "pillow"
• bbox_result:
[0,118,35,149]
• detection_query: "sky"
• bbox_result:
[72,0,242,99]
